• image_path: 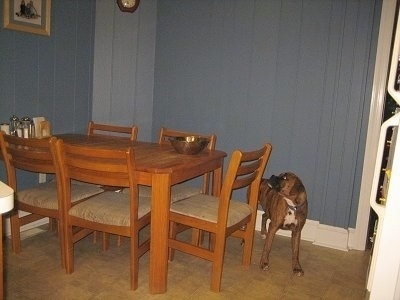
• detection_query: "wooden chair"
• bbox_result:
[0,132,103,267]
[159,127,216,195]
[87,121,139,247]
[87,121,138,141]
[136,127,216,199]
[50,138,151,290]
[132,127,217,246]
[168,143,272,292]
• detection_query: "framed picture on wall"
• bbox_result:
[3,0,51,36]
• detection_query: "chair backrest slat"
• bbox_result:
[0,132,56,189]
[218,143,272,223]
[87,121,138,141]
[52,139,135,189]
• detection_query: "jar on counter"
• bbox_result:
[30,120,35,138]
[9,115,19,136]
[16,122,23,138]
[21,117,32,138]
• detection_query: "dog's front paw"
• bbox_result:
[260,263,270,271]
[293,267,304,276]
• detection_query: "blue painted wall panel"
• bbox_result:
[0,1,96,187]
[152,0,381,228]
[0,0,382,229]
[0,0,96,134]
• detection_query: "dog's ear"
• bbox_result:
[290,179,305,196]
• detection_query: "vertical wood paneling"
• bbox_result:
[75,0,96,132]
[0,29,14,118]
[269,0,302,170]
[0,0,380,229]
[247,1,281,145]
[348,0,379,225]
[37,37,56,121]
[320,0,352,225]
[53,2,79,133]
[92,0,114,123]
[110,9,139,122]
[153,0,380,228]
[92,0,157,140]
[14,34,39,117]
[133,0,157,139]
[0,0,96,135]
[290,0,331,220]
[0,0,96,187]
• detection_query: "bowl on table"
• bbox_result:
[170,136,209,155]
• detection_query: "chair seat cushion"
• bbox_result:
[123,184,203,203]
[17,181,104,210]
[69,191,151,226]
[170,194,252,227]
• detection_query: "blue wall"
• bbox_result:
[91,0,156,141]
[152,0,381,228]
[0,0,382,229]
[0,0,96,134]
[0,0,96,186]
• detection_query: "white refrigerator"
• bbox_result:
[366,4,400,298]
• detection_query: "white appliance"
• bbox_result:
[366,4,400,298]
[0,181,14,214]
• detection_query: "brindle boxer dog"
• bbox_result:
[259,172,307,276]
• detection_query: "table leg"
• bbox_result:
[212,162,223,196]
[149,173,171,294]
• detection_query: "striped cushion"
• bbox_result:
[69,191,150,226]
[17,181,103,210]
[170,194,252,227]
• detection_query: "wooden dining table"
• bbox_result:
[56,133,226,294]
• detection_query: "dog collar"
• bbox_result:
[280,194,305,211]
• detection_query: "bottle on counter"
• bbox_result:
[9,115,19,136]
[21,117,31,138]
[16,122,23,138]
[30,120,35,138]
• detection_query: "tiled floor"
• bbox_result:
[4,226,370,299]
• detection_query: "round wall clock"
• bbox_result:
[117,0,140,13]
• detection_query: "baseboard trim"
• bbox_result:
[3,214,49,237]
[3,209,357,252]
[256,210,353,251]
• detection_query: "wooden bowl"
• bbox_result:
[170,136,209,155]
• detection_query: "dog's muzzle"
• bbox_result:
[267,175,280,189]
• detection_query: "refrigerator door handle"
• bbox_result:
[369,113,400,218]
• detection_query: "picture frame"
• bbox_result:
[3,0,51,36]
